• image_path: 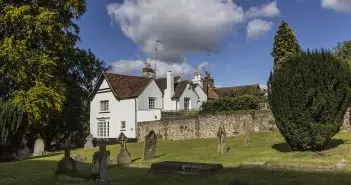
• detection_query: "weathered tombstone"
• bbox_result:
[16,136,31,160]
[84,134,94,150]
[217,124,227,154]
[244,121,252,145]
[91,145,110,185]
[57,137,76,172]
[143,130,157,160]
[33,139,45,156]
[117,132,131,166]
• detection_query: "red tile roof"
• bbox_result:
[104,73,152,99]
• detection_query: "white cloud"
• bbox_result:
[246,1,280,19]
[107,0,280,62]
[111,59,208,79]
[247,19,273,40]
[321,0,351,12]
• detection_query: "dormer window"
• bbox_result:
[100,100,109,112]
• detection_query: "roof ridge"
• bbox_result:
[105,72,146,79]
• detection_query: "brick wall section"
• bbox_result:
[137,109,351,142]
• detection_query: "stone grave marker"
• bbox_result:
[57,137,76,172]
[16,136,30,160]
[150,161,223,175]
[217,124,227,154]
[91,145,111,185]
[33,139,45,156]
[143,130,157,160]
[244,121,252,145]
[117,132,131,166]
[84,134,94,150]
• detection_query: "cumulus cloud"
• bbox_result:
[111,59,208,79]
[245,1,280,19]
[247,19,273,40]
[321,0,351,12]
[107,0,280,62]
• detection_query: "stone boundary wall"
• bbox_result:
[138,109,351,141]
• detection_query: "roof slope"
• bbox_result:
[154,76,181,94]
[104,73,152,99]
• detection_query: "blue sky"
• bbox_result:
[77,0,351,87]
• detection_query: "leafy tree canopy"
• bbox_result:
[0,1,110,143]
[271,21,302,70]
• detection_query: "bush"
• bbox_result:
[269,50,350,151]
[200,95,260,115]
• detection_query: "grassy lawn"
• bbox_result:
[1,131,351,185]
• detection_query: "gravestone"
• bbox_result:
[16,136,31,160]
[150,161,223,175]
[91,145,110,185]
[57,137,76,172]
[84,134,94,150]
[244,122,252,145]
[33,139,45,156]
[143,130,157,160]
[117,132,131,166]
[217,124,227,154]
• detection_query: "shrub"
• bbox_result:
[269,49,350,151]
[200,95,260,115]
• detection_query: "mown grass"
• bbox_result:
[1,132,351,185]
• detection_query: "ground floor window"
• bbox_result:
[97,121,109,137]
[121,121,126,131]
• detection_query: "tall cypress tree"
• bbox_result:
[271,21,302,70]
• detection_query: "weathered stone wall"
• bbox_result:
[138,109,351,141]
[137,110,276,141]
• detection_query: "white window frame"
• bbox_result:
[97,121,109,138]
[148,97,156,109]
[100,100,109,112]
[121,121,126,131]
[184,98,191,110]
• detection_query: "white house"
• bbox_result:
[89,68,207,139]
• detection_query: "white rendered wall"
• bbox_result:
[137,80,163,110]
[178,84,201,110]
[194,86,207,108]
[137,109,161,122]
[90,85,137,139]
[99,79,110,89]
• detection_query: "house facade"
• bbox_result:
[89,69,207,139]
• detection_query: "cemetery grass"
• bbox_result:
[1,132,351,185]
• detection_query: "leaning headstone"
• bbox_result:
[244,121,252,145]
[117,132,131,166]
[16,136,31,160]
[91,145,110,185]
[143,130,157,160]
[84,134,94,150]
[217,124,227,154]
[57,137,76,172]
[33,139,45,156]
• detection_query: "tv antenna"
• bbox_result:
[154,40,162,77]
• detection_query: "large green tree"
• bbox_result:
[271,21,302,70]
[269,50,350,151]
[334,40,351,66]
[0,0,109,146]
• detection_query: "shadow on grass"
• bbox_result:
[29,152,64,160]
[272,139,346,153]
[155,153,167,158]
[2,159,351,185]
